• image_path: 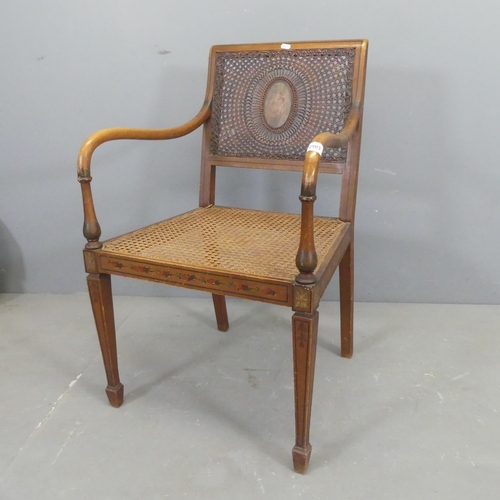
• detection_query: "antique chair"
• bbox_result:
[77,40,368,474]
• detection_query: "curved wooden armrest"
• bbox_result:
[295,102,360,284]
[78,103,211,249]
[77,104,211,180]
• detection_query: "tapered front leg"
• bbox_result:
[87,273,124,407]
[291,310,319,474]
[212,294,229,332]
[339,242,354,358]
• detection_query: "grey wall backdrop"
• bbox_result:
[1,1,499,303]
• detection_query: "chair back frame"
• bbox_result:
[199,40,368,227]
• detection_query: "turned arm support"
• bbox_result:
[295,102,360,284]
[78,104,211,249]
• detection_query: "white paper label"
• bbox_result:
[307,142,324,156]
[281,43,291,50]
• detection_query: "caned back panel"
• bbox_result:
[204,41,365,170]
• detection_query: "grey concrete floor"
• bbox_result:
[0,293,499,499]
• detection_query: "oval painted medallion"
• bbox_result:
[263,80,293,129]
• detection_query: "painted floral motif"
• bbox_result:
[296,321,309,348]
[107,259,278,296]
[293,287,311,311]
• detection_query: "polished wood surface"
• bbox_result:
[212,294,229,332]
[77,105,211,180]
[292,311,319,473]
[339,242,355,358]
[78,105,210,249]
[87,273,123,407]
[78,40,368,474]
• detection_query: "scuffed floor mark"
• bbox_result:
[33,373,82,433]
[248,374,259,388]
[452,372,470,381]
[466,451,477,468]
[52,421,84,465]
[217,368,242,383]
[3,373,83,473]
[155,45,171,56]
[131,369,152,379]
[68,374,82,388]
[374,168,396,175]
[52,427,76,465]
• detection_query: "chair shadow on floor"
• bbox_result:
[121,300,268,402]
[171,296,262,331]
[0,219,25,297]
[116,301,293,466]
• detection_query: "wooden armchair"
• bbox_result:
[78,40,368,474]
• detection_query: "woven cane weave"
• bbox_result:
[102,206,345,281]
[211,49,355,162]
